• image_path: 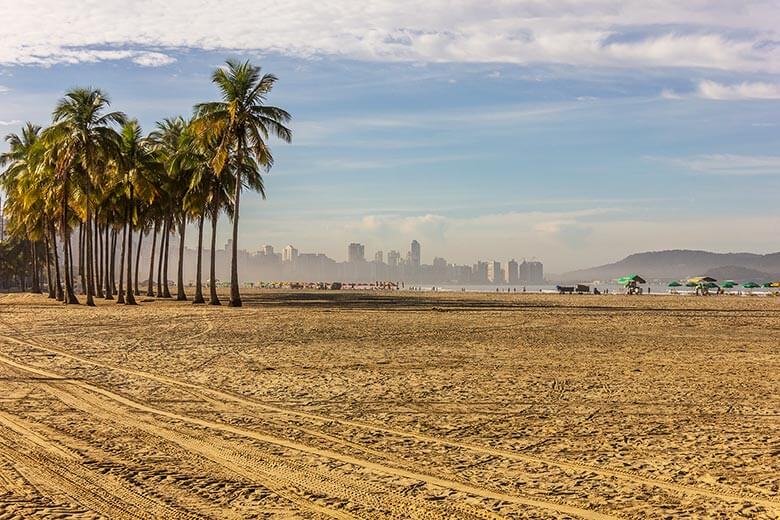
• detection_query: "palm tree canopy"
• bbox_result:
[193,59,292,176]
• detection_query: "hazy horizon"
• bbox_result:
[2,1,779,273]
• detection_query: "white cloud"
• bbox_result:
[0,119,21,126]
[662,154,780,175]
[2,1,779,71]
[132,52,177,67]
[696,80,780,100]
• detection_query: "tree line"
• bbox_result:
[0,60,291,307]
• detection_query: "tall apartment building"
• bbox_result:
[487,261,504,284]
[519,260,544,284]
[387,250,400,267]
[410,240,421,268]
[348,242,365,263]
[282,244,298,263]
[507,259,519,284]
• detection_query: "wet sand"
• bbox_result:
[0,291,778,518]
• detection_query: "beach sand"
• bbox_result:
[0,290,777,518]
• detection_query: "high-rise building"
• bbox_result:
[263,244,274,257]
[410,240,421,267]
[374,250,384,264]
[387,250,400,267]
[473,261,488,284]
[348,243,365,263]
[507,259,519,284]
[487,261,503,284]
[282,244,298,263]
[519,260,544,284]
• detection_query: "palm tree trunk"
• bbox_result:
[68,235,74,291]
[85,206,96,306]
[30,240,41,293]
[229,164,242,307]
[44,232,54,299]
[125,186,137,305]
[157,219,166,296]
[209,210,220,305]
[176,218,187,301]
[193,213,205,304]
[147,221,158,296]
[117,219,126,304]
[50,223,64,301]
[94,217,103,298]
[78,222,86,294]
[104,223,113,299]
[110,228,117,292]
[162,215,172,298]
[62,189,79,305]
[134,229,143,295]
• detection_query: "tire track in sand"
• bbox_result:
[47,383,499,520]
[0,351,617,520]
[0,420,199,519]
[0,324,776,514]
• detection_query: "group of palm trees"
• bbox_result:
[0,60,291,307]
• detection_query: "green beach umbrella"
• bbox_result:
[763,282,773,288]
[618,274,647,285]
[685,281,697,287]
[704,282,720,289]
[668,281,682,287]
[742,282,760,289]
[721,281,737,288]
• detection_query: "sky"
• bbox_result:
[1,1,779,273]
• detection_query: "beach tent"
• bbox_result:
[668,281,682,287]
[618,274,647,285]
[742,282,760,288]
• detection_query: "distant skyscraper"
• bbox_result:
[387,250,400,267]
[410,240,421,267]
[374,250,384,264]
[507,259,519,284]
[282,244,298,263]
[487,261,503,284]
[263,244,274,256]
[348,242,365,263]
[519,260,544,284]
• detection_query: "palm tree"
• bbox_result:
[194,59,291,306]
[118,120,159,305]
[43,88,126,305]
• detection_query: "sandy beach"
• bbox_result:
[0,291,777,518]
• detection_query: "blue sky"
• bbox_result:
[1,1,779,272]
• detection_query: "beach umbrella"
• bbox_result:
[618,274,647,285]
[704,282,720,289]
[742,282,760,288]
[685,281,697,287]
[668,281,682,287]
[763,282,774,288]
[687,276,717,284]
[721,281,737,288]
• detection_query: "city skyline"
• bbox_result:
[171,237,544,284]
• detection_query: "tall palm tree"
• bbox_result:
[194,59,291,307]
[118,120,159,305]
[43,88,126,305]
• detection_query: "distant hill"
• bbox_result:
[703,265,778,282]
[561,250,780,282]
